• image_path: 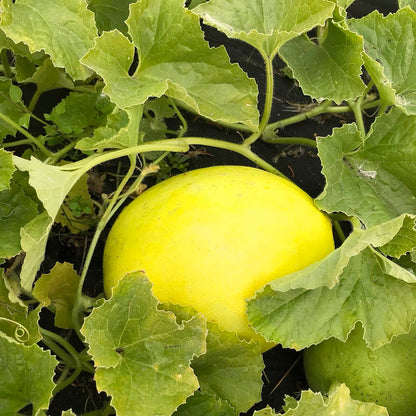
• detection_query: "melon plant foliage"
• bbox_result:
[0,0,416,415]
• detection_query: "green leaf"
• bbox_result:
[87,0,136,35]
[55,173,96,234]
[0,336,57,415]
[13,155,86,220]
[81,0,259,130]
[0,179,39,258]
[194,0,335,57]
[399,0,416,10]
[279,22,365,103]
[278,384,388,415]
[82,273,207,416]
[76,105,143,151]
[348,8,416,114]
[19,211,54,290]
[17,58,75,96]
[247,215,416,350]
[141,97,176,141]
[316,109,416,227]
[0,270,41,345]
[173,391,236,416]
[0,78,28,140]
[33,262,82,329]
[45,91,114,136]
[160,302,263,414]
[0,149,14,191]
[192,322,263,414]
[0,0,97,80]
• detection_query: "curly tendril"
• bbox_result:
[0,317,30,343]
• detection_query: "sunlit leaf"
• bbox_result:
[19,211,54,290]
[173,391,236,416]
[316,109,416,227]
[248,215,416,350]
[81,0,259,130]
[0,0,96,80]
[0,336,57,415]
[279,21,365,103]
[194,0,335,57]
[192,322,263,414]
[162,303,263,414]
[82,273,207,416]
[277,384,388,415]
[349,8,416,114]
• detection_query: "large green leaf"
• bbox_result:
[279,21,365,103]
[0,79,28,140]
[0,149,14,191]
[173,391,236,416]
[194,0,335,57]
[247,215,416,350]
[192,322,263,414]
[276,383,388,415]
[316,109,416,227]
[0,336,57,416]
[81,0,259,130]
[399,0,416,9]
[0,0,96,80]
[0,179,39,259]
[348,8,416,114]
[82,273,207,416]
[159,303,263,414]
[0,270,41,345]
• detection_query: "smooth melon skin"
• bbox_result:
[304,324,416,416]
[103,165,334,350]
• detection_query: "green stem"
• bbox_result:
[244,53,274,146]
[262,136,317,148]
[45,140,78,164]
[28,88,42,113]
[332,220,346,243]
[168,97,188,137]
[265,100,333,133]
[41,334,76,368]
[2,138,34,148]
[0,112,52,157]
[184,137,282,176]
[72,156,146,330]
[40,328,83,394]
[264,99,382,137]
[0,49,12,78]
[58,139,190,172]
[349,99,366,137]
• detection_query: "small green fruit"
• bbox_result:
[304,324,416,416]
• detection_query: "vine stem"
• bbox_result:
[40,328,89,395]
[0,112,53,157]
[72,155,138,330]
[262,136,317,148]
[243,53,275,146]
